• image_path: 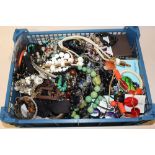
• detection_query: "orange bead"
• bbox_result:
[104,61,116,70]
[135,88,143,95]
[113,69,122,80]
[110,101,117,107]
[117,102,126,114]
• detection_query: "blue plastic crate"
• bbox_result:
[0,26,155,127]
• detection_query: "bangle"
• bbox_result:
[121,70,143,89]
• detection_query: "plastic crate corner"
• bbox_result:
[0,107,16,124]
[13,29,28,43]
[125,26,140,38]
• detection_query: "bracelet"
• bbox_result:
[121,70,143,89]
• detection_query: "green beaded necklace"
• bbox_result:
[71,66,103,119]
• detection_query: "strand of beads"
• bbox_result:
[71,66,103,119]
[56,75,67,92]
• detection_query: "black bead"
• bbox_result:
[114,92,125,102]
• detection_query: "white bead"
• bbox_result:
[115,58,121,65]
[51,61,55,65]
[25,76,31,80]
[45,69,50,72]
[61,58,65,61]
[61,60,65,67]
[54,61,59,65]
[55,54,59,58]
[34,76,43,85]
[58,67,62,72]
[55,69,58,72]
[57,58,61,63]
[26,89,32,96]
[46,61,52,65]
[78,57,84,63]
[59,52,64,58]
[31,75,35,80]
[77,62,84,66]
[50,65,56,72]
[68,58,74,63]
[41,47,46,51]
[25,77,31,85]
[14,86,19,91]
[62,67,68,72]
[52,57,56,61]
[64,53,70,59]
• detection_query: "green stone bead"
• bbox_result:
[91,91,98,99]
[85,96,92,103]
[92,104,98,108]
[95,99,100,105]
[82,67,87,72]
[90,70,97,77]
[78,66,82,70]
[74,108,79,112]
[86,68,91,74]
[94,85,101,92]
[74,114,80,119]
[71,111,76,117]
[93,75,101,85]
[87,107,94,114]
[98,95,103,101]
[80,101,87,109]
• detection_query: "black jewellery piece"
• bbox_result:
[35,99,70,117]
[95,32,118,47]
[63,39,86,55]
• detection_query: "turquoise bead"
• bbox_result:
[94,85,101,92]
[91,91,98,99]
[86,68,91,74]
[87,107,94,114]
[85,96,92,103]
[90,70,97,77]
[82,67,87,72]
[78,66,82,70]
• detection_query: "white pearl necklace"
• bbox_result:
[45,52,84,73]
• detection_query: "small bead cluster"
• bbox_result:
[56,75,67,92]
[45,52,84,73]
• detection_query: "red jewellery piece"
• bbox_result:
[124,97,138,107]
[18,50,26,67]
[131,107,140,117]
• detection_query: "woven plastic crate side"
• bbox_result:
[135,37,154,116]
[13,29,29,43]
